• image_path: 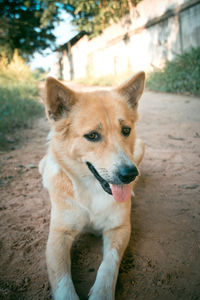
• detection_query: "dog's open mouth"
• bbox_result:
[86,162,112,195]
[86,162,132,203]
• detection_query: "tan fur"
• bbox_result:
[39,72,145,300]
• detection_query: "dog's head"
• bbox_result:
[45,72,145,202]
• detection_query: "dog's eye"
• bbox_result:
[84,131,101,142]
[121,126,131,137]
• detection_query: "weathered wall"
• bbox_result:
[59,0,200,80]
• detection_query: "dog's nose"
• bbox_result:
[117,164,139,184]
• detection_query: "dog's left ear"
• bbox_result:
[116,72,145,109]
[45,77,76,122]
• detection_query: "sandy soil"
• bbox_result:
[0,86,200,300]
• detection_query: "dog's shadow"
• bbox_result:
[71,173,150,300]
[71,232,103,300]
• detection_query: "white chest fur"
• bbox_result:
[76,177,127,232]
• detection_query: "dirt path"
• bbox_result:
[0,87,200,300]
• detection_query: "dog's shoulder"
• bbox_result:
[40,152,74,200]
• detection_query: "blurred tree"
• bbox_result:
[0,0,59,60]
[0,0,141,59]
[52,0,141,39]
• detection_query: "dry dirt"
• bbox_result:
[0,86,200,300]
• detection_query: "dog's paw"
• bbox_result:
[54,274,80,300]
[54,290,79,300]
[89,292,113,300]
[88,286,114,300]
[54,289,79,300]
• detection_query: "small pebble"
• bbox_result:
[131,280,135,286]
[89,268,95,272]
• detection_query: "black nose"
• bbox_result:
[117,164,139,184]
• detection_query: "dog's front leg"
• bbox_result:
[89,223,131,300]
[46,225,80,300]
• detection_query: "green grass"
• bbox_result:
[146,47,200,95]
[76,70,133,86]
[0,51,44,151]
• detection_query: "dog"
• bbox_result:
[39,71,145,300]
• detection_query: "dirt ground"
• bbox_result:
[0,85,200,300]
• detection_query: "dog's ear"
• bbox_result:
[116,72,145,109]
[45,77,76,121]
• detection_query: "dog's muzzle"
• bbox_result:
[86,162,112,195]
[86,162,139,195]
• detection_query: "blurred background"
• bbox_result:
[0,0,200,150]
[0,2,200,300]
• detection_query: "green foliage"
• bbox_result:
[146,47,200,95]
[32,67,47,81]
[0,0,141,59]
[0,51,44,151]
[63,0,141,39]
[0,0,59,59]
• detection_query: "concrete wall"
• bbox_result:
[181,3,200,51]
[57,0,200,80]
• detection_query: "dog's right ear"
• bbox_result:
[116,72,145,110]
[45,77,76,121]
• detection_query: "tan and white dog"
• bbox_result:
[39,72,145,300]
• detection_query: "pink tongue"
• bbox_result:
[111,184,131,203]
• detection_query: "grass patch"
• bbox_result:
[0,51,44,151]
[76,70,133,86]
[146,47,200,95]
